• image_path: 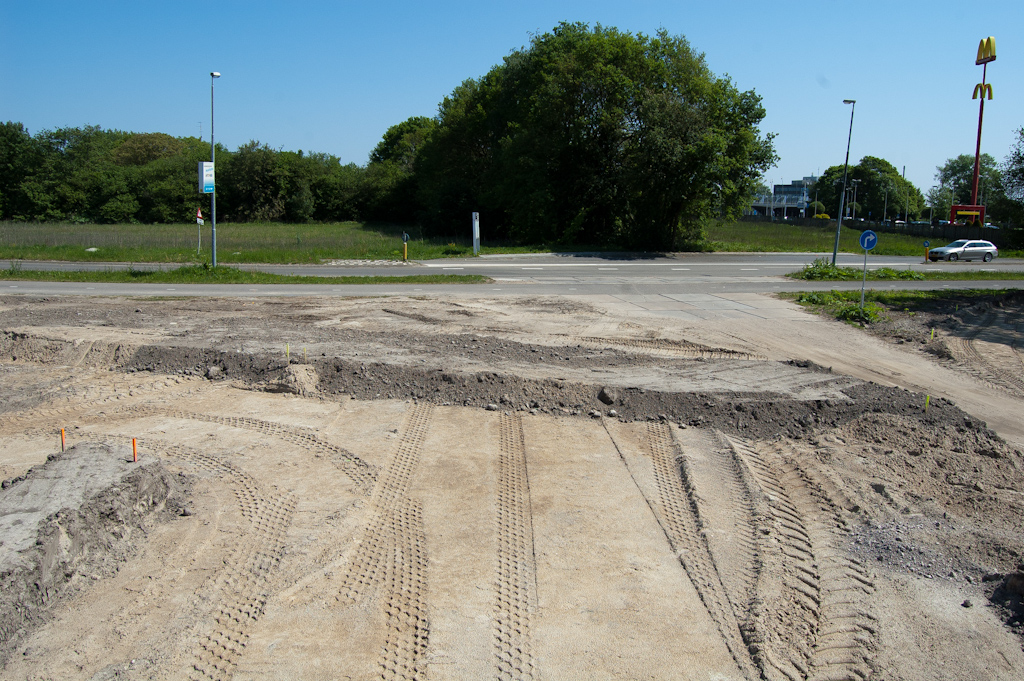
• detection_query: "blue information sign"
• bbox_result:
[198,162,215,194]
[859,230,878,250]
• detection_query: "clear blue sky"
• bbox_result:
[2,0,1021,198]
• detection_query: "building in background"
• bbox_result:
[748,176,817,219]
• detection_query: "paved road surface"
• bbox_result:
[4,253,1022,325]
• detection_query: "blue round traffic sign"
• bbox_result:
[859,230,878,251]
[924,240,930,247]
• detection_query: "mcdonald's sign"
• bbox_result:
[973,83,994,100]
[976,36,996,65]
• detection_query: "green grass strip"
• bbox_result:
[0,264,490,285]
[781,288,1021,324]
[788,257,1023,281]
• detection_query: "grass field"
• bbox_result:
[1,219,1021,263]
[0,221,518,263]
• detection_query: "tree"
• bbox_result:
[220,141,287,222]
[930,153,1007,222]
[813,157,923,221]
[1002,127,1024,203]
[370,116,437,171]
[0,121,38,220]
[364,116,437,222]
[416,22,776,247]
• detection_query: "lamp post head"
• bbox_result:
[843,99,855,104]
[211,72,221,78]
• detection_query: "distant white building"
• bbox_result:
[748,176,817,218]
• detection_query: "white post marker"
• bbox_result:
[472,212,481,255]
[859,230,878,310]
[196,208,204,254]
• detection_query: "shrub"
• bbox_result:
[797,257,858,280]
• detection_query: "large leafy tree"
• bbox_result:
[813,157,923,221]
[219,141,288,222]
[417,22,776,247]
[0,121,39,220]
[364,116,438,222]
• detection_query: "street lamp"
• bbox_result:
[850,178,862,221]
[831,99,856,265]
[210,71,221,267]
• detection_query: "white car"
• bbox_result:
[927,239,998,262]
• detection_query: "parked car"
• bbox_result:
[927,239,998,262]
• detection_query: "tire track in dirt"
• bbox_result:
[337,403,432,681]
[0,376,188,431]
[112,405,377,496]
[570,336,766,360]
[683,429,761,622]
[61,432,296,681]
[645,422,756,679]
[493,412,538,681]
[946,310,1024,397]
[723,435,876,681]
[166,445,296,681]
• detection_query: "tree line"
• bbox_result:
[0,123,376,225]
[812,136,1024,227]
[1,23,779,250]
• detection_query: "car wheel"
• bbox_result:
[949,253,958,261]
[984,253,993,262]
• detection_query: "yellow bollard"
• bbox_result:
[286,343,290,360]
[924,248,930,264]
[925,395,931,412]
[404,242,408,262]
[132,438,138,462]
[61,428,65,452]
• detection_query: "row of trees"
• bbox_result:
[2,23,777,249]
[0,122,385,225]
[809,130,1024,226]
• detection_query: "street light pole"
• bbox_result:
[210,71,221,268]
[831,99,856,265]
[850,178,862,221]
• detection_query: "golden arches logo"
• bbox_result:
[976,36,996,65]
[973,83,993,100]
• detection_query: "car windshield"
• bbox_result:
[946,240,969,248]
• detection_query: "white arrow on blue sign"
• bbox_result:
[859,230,878,250]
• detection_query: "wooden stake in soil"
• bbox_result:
[132,438,138,462]
[60,428,65,452]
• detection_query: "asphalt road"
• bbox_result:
[3,252,1023,299]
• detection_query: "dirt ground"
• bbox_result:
[1,289,1023,681]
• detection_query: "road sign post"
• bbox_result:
[859,230,877,310]
[472,212,481,255]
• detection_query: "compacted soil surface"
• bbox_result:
[1,291,1023,680]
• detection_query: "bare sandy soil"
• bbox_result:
[1,290,1023,681]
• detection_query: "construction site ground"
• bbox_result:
[1,289,1023,681]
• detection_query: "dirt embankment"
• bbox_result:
[0,442,188,664]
